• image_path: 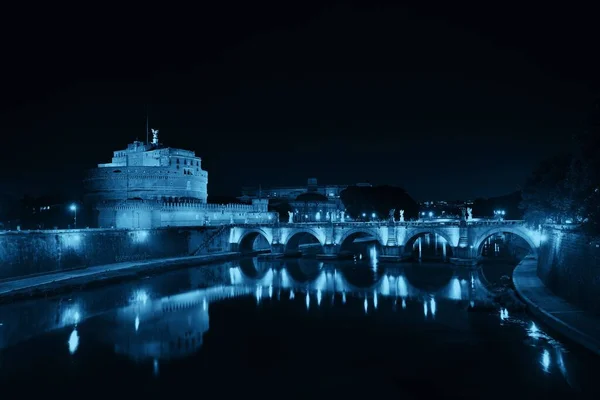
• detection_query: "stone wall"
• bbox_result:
[0,226,231,281]
[537,225,600,314]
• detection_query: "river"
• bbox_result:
[0,256,599,398]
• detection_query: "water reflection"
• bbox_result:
[68,328,79,354]
[0,258,494,354]
[0,256,596,396]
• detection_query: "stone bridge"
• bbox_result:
[229,220,544,263]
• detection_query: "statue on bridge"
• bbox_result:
[341,211,345,223]
[326,211,330,221]
[399,209,404,222]
[467,207,473,221]
[316,211,321,222]
[288,211,294,223]
[388,208,396,222]
[461,207,467,221]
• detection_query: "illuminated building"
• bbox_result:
[84,130,276,228]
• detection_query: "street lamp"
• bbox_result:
[70,204,77,228]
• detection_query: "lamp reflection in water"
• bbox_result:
[289,289,295,300]
[429,296,436,318]
[364,297,368,314]
[342,291,346,304]
[305,291,310,310]
[423,300,428,318]
[317,289,322,307]
[541,349,551,373]
[372,290,378,310]
[68,328,79,355]
[369,245,378,271]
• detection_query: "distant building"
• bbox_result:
[289,192,345,223]
[418,199,472,219]
[239,178,370,202]
[84,131,276,228]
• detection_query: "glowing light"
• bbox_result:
[289,289,295,300]
[528,322,544,340]
[423,301,428,317]
[135,315,140,331]
[68,328,79,354]
[131,290,149,305]
[381,275,390,296]
[342,291,346,304]
[131,230,149,243]
[397,276,408,297]
[281,269,290,288]
[202,298,207,311]
[305,291,310,310]
[268,285,273,299]
[61,305,82,326]
[364,297,368,314]
[541,349,551,373]
[255,286,263,303]
[428,211,433,217]
[69,204,77,211]
[229,267,243,285]
[448,277,462,300]
[317,289,322,306]
[401,299,407,309]
[373,290,378,309]
[500,308,509,321]
[430,297,436,317]
[540,234,548,243]
[369,246,378,270]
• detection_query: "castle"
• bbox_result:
[84,130,276,228]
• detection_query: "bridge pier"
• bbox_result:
[380,245,406,262]
[316,244,339,260]
[449,246,478,266]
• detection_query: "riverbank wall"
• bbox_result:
[0,227,232,281]
[537,225,600,314]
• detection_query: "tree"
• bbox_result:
[519,154,574,226]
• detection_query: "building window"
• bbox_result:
[176,158,180,164]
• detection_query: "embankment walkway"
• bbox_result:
[513,256,600,356]
[0,252,240,301]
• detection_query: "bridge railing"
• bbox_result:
[234,219,527,228]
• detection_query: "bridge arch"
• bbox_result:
[238,229,272,254]
[284,228,325,254]
[472,226,538,258]
[338,228,385,252]
[403,229,454,259]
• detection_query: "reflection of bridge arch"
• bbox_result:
[285,259,324,283]
[238,257,272,279]
[472,226,537,257]
[339,265,386,289]
[284,229,325,253]
[238,229,272,253]
[403,263,455,293]
[338,228,385,252]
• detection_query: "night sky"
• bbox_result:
[2,2,599,201]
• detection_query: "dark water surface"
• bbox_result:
[0,257,599,399]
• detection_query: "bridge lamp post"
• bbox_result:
[69,204,77,229]
[428,211,433,219]
[371,212,376,221]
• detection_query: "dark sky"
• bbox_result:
[2,2,599,201]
